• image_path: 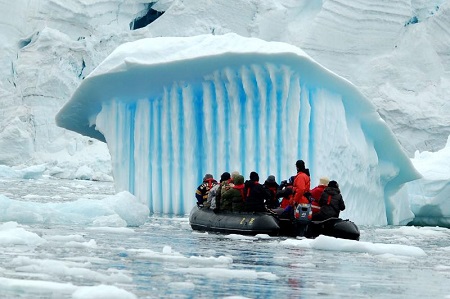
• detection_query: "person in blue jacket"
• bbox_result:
[195,173,218,206]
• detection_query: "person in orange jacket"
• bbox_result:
[292,160,311,205]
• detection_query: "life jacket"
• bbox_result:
[263,182,279,204]
[204,178,216,190]
[246,181,255,198]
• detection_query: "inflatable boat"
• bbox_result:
[189,205,360,240]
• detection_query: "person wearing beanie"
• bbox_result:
[206,172,231,210]
[309,177,330,215]
[312,180,345,221]
[195,173,218,206]
[231,171,240,179]
[249,171,259,182]
[263,175,280,209]
[295,160,305,171]
[221,171,237,200]
[244,171,271,212]
[221,172,231,182]
[292,160,311,205]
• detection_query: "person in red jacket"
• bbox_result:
[310,177,330,215]
[312,180,345,221]
[292,160,311,205]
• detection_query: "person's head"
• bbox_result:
[233,174,244,185]
[328,180,339,189]
[220,172,231,183]
[203,173,213,181]
[319,177,330,186]
[249,171,259,182]
[231,171,240,179]
[266,175,276,183]
[295,160,305,172]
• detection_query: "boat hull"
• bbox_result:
[189,206,280,236]
[189,206,360,241]
[305,218,360,241]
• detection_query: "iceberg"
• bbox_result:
[407,135,450,227]
[56,33,420,225]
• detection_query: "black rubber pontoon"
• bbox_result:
[189,205,360,241]
[189,206,280,236]
[305,218,360,241]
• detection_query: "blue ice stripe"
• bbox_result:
[195,88,204,182]
[167,92,174,214]
[177,86,184,214]
[275,69,282,181]
[238,75,246,175]
[308,87,315,178]
[128,103,136,193]
[222,79,230,171]
[156,98,163,212]
[210,82,218,175]
[296,87,303,160]
[148,99,154,212]
[250,70,260,174]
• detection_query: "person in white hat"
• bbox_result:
[309,177,330,215]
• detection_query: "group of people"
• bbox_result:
[195,159,346,221]
[195,170,271,213]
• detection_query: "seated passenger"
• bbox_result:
[220,171,236,198]
[221,174,246,212]
[263,175,280,209]
[312,180,345,221]
[206,172,231,210]
[271,177,296,219]
[310,177,330,215]
[277,176,295,209]
[244,172,271,212]
[195,173,218,207]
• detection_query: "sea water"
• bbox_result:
[0,178,449,299]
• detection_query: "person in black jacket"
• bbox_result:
[312,180,345,221]
[244,172,271,212]
[263,175,280,209]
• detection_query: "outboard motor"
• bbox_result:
[294,203,312,237]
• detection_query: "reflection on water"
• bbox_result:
[1,178,450,298]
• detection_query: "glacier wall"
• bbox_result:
[57,34,420,224]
